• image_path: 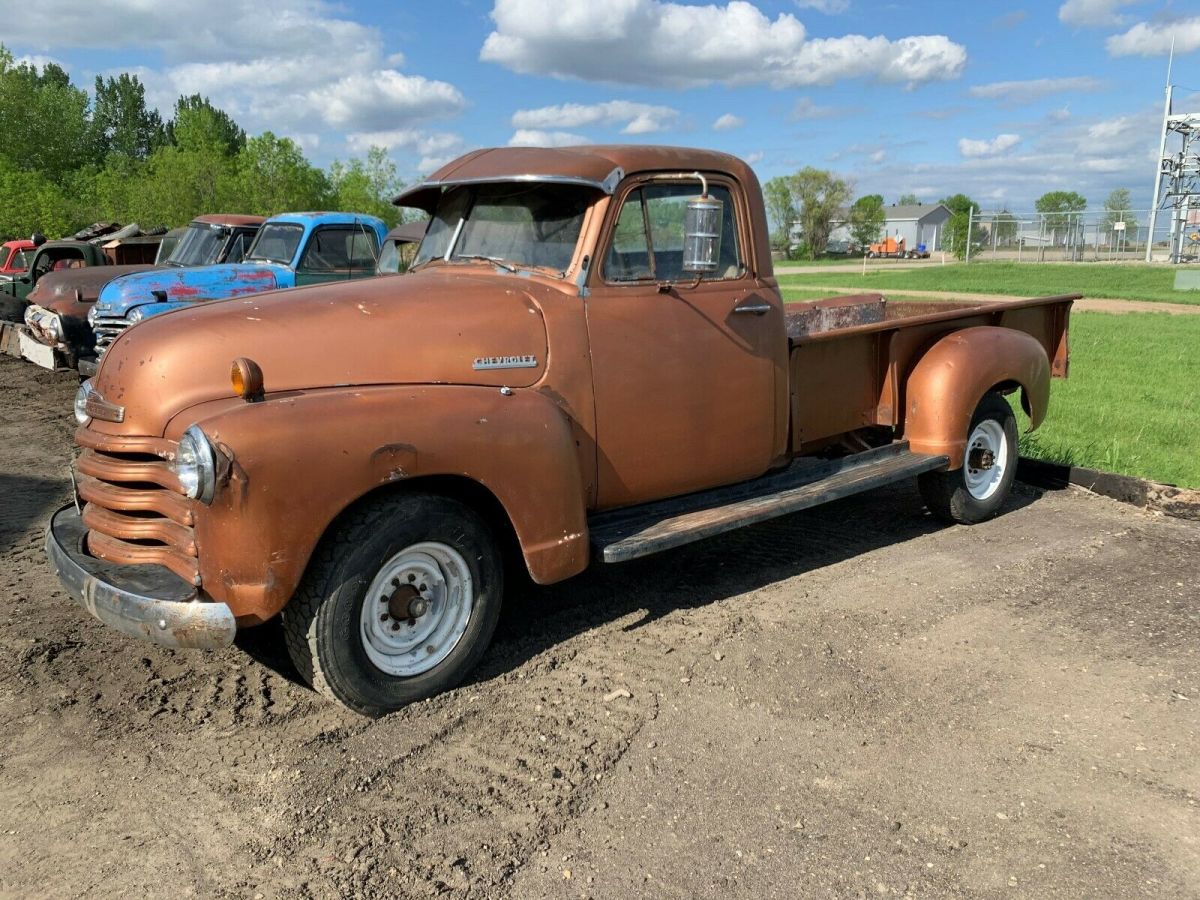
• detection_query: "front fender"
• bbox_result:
[904,326,1050,468]
[169,384,589,623]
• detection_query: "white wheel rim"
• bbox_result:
[964,419,1008,501]
[359,542,474,677]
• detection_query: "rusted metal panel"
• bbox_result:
[785,293,887,339]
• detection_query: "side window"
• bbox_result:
[299,227,379,272]
[604,182,742,283]
[11,250,29,270]
[225,232,252,264]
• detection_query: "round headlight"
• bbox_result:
[127,306,148,324]
[175,425,216,503]
[87,305,98,327]
[74,379,95,425]
[46,313,65,343]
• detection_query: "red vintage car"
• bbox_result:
[0,239,35,278]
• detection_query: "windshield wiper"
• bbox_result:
[453,254,518,273]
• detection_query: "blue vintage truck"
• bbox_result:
[85,211,388,373]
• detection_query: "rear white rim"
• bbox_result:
[964,419,1008,501]
[359,542,474,677]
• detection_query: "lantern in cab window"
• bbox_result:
[683,173,722,275]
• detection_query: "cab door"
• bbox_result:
[585,178,782,509]
[294,225,380,286]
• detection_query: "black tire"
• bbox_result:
[282,492,503,716]
[918,392,1018,525]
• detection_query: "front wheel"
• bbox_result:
[282,493,503,716]
[918,392,1018,524]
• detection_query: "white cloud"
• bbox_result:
[481,0,966,89]
[3,0,468,149]
[744,151,765,164]
[958,133,1022,157]
[508,129,592,147]
[344,129,468,174]
[1107,16,1200,57]
[790,96,841,120]
[968,76,1103,104]
[793,0,850,12]
[1057,0,1136,28]
[713,113,745,131]
[511,100,679,134]
[311,71,466,131]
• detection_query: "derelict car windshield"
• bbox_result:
[245,223,304,265]
[413,183,593,276]
[164,224,228,267]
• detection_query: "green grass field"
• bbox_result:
[777,261,1200,305]
[1013,312,1199,488]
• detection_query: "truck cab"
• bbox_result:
[48,146,1072,716]
[88,211,387,362]
[0,239,34,280]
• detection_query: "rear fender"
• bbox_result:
[904,326,1050,469]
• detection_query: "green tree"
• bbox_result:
[233,132,328,215]
[1035,190,1087,243]
[940,192,979,260]
[992,209,1019,244]
[91,73,165,163]
[327,147,405,227]
[847,193,886,249]
[788,167,852,259]
[896,193,921,206]
[1103,187,1132,228]
[762,176,797,251]
[0,45,92,182]
[0,156,76,238]
[167,94,245,156]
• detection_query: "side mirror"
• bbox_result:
[681,173,722,275]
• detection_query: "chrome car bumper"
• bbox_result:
[45,505,236,650]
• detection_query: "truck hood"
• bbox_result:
[91,269,555,436]
[94,263,284,316]
[29,264,155,320]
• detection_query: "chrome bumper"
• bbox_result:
[45,505,236,650]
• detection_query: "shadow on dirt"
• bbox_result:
[0,473,70,556]
[236,480,1044,694]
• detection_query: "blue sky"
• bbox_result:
[6,0,1199,209]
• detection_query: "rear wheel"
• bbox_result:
[282,492,503,716]
[919,392,1018,524]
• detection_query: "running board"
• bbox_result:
[589,442,949,564]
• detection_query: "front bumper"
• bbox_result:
[45,505,236,650]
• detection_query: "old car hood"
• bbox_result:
[92,269,556,436]
[94,263,284,316]
[29,264,156,317]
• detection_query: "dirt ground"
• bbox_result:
[0,354,1197,899]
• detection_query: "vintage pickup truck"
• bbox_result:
[21,215,265,372]
[47,146,1073,716]
[87,211,388,365]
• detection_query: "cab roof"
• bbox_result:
[394,145,756,212]
[193,214,266,227]
[265,211,388,228]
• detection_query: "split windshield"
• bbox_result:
[165,224,227,267]
[245,223,304,265]
[413,183,593,275]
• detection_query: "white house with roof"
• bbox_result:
[791,202,953,252]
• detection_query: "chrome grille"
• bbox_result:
[93,316,129,357]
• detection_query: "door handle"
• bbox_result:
[732,301,772,316]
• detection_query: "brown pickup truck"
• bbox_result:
[47,146,1073,715]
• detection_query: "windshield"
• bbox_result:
[10,249,29,271]
[413,183,593,274]
[166,224,228,267]
[246,223,304,265]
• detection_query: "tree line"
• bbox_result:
[762,167,1136,260]
[0,46,409,240]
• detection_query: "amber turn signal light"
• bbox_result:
[231,357,264,400]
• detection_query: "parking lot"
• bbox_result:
[0,354,1197,899]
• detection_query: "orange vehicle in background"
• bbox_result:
[48,145,1074,715]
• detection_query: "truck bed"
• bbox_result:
[785,292,1075,451]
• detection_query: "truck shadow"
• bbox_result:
[0,473,70,556]
[235,482,1043,691]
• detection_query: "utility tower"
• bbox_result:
[1146,47,1200,263]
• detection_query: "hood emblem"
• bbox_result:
[473,355,537,371]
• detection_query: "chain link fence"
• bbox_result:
[962,208,1200,263]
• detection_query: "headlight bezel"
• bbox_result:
[126,306,148,325]
[74,379,95,426]
[175,424,216,504]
